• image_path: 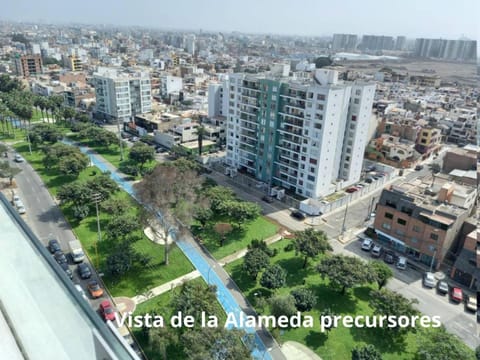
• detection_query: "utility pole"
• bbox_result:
[429,249,437,273]
[341,201,349,239]
[366,196,376,221]
[92,192,102,270]
[116,117,125,161]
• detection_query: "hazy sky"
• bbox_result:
[2,0,478,39]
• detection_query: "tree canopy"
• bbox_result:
[260,264,287,290]
[293,228,332,268]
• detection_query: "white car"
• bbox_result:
[361,238,374,251]
[14,154,24,162]
[17,204,26,214]
[423,272,436,288]
[13,194,22,207]
[396,256,407,270]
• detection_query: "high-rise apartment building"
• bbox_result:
[331,34,358,51]
[218,69,375,199]
[359,35,395,51]
[93,67,152,123]
[414,38,477,61]
[13,54,43,77]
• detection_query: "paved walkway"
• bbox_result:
[282,341,322,360]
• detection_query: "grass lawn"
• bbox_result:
[225,239,472,360]
[14,142,194,298]
[194,216,279,260]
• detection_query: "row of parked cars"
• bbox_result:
[361,238,407,269]
[423,272,477,313]
[47,237,116,322]
[12,193,26,215]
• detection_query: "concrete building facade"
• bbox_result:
[217,69,375,199]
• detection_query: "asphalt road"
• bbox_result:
[5,148,109,313]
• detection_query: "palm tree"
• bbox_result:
[195,125,207,155]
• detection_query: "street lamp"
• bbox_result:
[92,192,103,270]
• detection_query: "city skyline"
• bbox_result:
[2,0,478,40]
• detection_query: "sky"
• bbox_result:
[2,0,478,40]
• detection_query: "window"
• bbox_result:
[353,98,360,104]
[397,218,407,226]
[395,229,405,236]
[316,104,324,110]
[385,212,393,219]
[314,123,322,129]
[382,223,391,230]
[430,233,439,241]
[317,94,325,101]
[355,89,361,96]
[351,115,357,121]
[309,158,317,165]
[413,225,421,233]
[307,175,315,181]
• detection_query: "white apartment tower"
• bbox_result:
[93,67,152,123]
[218,69,375,199]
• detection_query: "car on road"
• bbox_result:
[99,300,116,321]
[384,250,396,264]
[361,238,374,251]
[75,284,88,301]
[14,154,24,162]
[12,194,22,206]
[423,272,436,288]
[54,250,68,265]
[48,238,61,253]
[59,262,73,279]
[290,210,306,221]
[396,256,407,270]
[16,204,26,214]
[436,280,449,295]
[346,187,358,193]
[78,263,92,279]
[371,245,383,258]
[87,280,104,298]
[262,195,274,203]
[465,295,477,312]
[415,165,424,171]
[450,287,463,303]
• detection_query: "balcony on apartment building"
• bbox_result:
[241,80,260,90]
[277,141,301,153]
[278,133,302,146]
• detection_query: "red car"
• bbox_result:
[99,300,116,321]
[346,187,358,193]
[450,287,463,303]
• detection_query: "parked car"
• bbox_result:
[361,238,374,251]
[87,280,104,298]
[396,256,407,270]
[48,238,61,254]
[423,272,436,288]
[384,250,396,264]
[450,287,463,303]
[262,195,274,203]
[78,263,92,279]
[59,262,73,279]
[54,250,68,265]
[371,245,383,258]
[346,187,358,193]
[465,295,477,312]
[290,210,306,220]
[99,300,116,321]
[436,280,449,295]
[14,154,24,162]
[12,194,21,206]
[16,203,26,214]
[415,165,424,171]
[365,178,373,184]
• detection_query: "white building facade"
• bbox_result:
[215,69,375,199]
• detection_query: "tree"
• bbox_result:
[227,201,261,228]
[352,344,383,360]
[29,123,62,145]
[0,160,21,185]
[475,345,480,360]
[62,107,76,125]
[181,327,251,360]
[173,281,218,323]
[105,242,135,277]
[95,129,119,147]
[269,294,297,318]
[369,289,419,333]
[58,152,89,177]
[290,287,318,312]
[129,142,155,170]
[100,197,130,215]
[416,327,475,360]
[314,57,333,68]
[213,222,233,246]
[148,325,179,360]
[194,125,207,155]
[293,228,332,268]
[248,239,276,257]
[319,308,335,334]
[260,264,287,290]
[369,261,393,290]
[206,186,236,214]
[243,248,270,279]
[134,163,206,265]
[194,207,213,229]
[317,255,370,295]
[105,213,140,241]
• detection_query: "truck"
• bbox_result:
[69,240,85,263]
